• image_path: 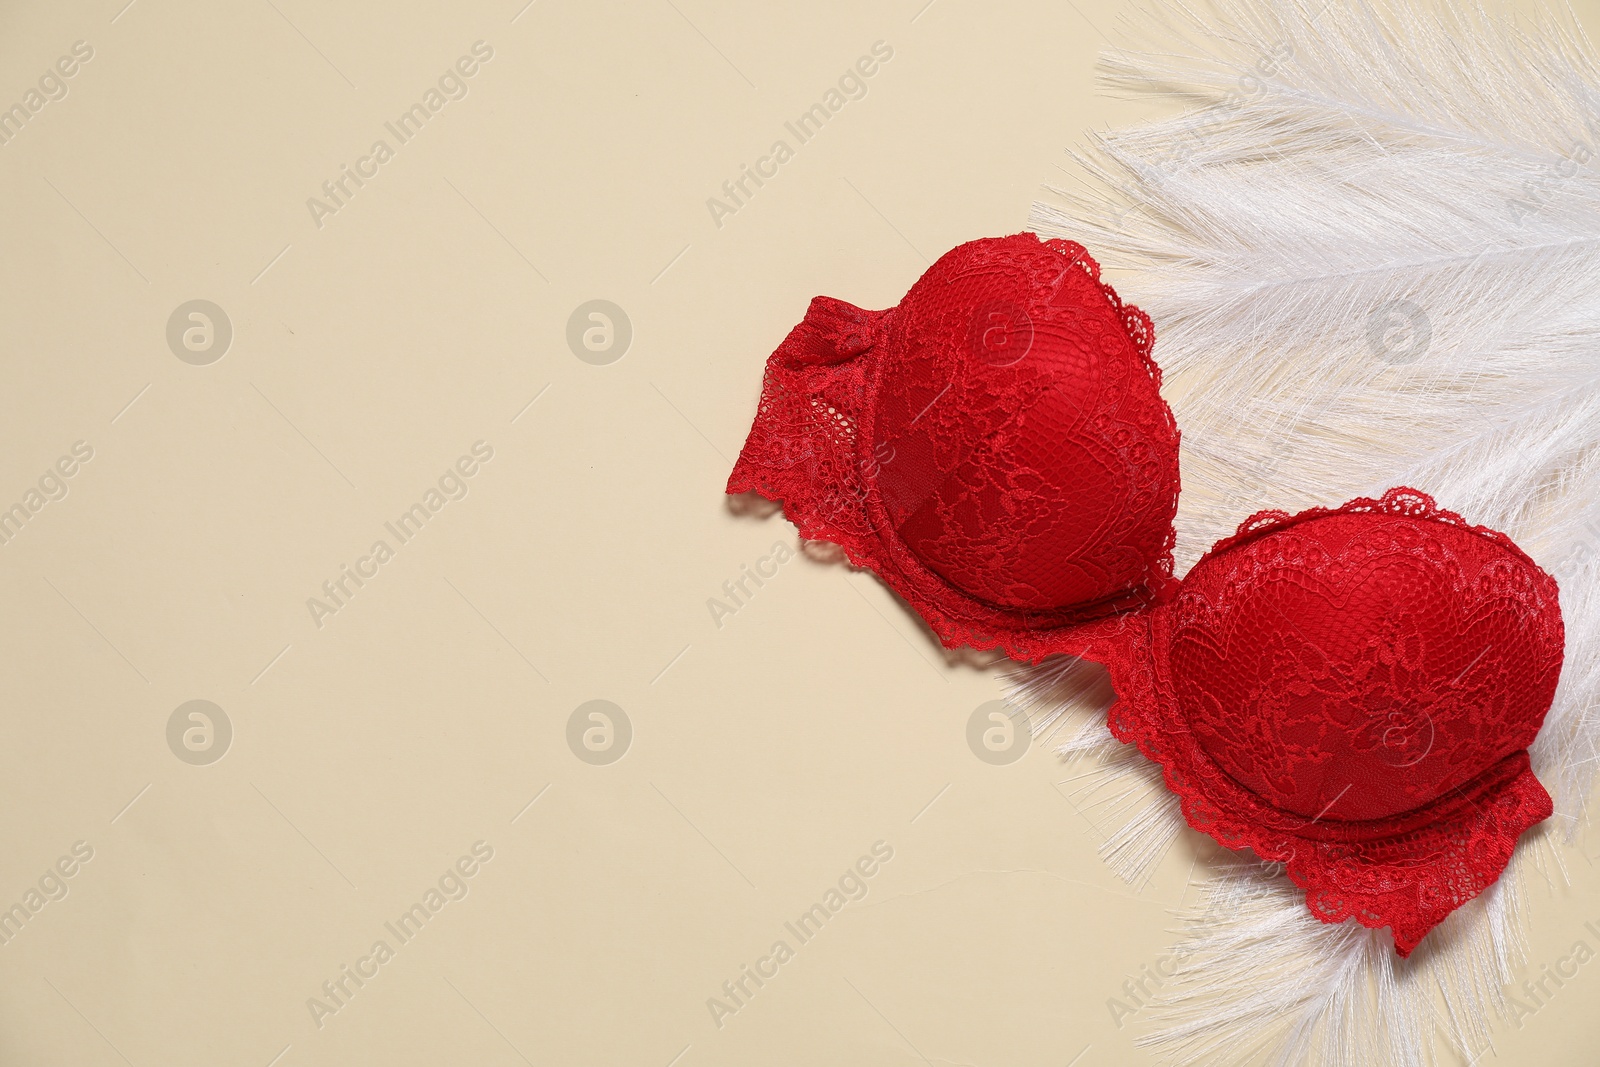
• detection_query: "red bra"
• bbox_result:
[726,233,1565,956]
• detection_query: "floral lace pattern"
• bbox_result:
[724,229,1565,956]
[725,233,1181,660]
[1088,488,1563,955]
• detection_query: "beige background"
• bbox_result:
[2,0,1599,1064]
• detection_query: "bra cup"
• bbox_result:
[726,231,1181,659]
[1168,511,1563,822]
[871,234,1178,612]
[891,424,1147,610]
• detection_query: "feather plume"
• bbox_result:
[1018,0,1600,1061]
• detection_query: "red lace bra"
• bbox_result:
[726,233,1565,956]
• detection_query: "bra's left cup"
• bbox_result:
[726,232,1182,659]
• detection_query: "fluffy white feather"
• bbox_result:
[1017,0,1600,1061]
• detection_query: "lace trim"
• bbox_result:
[1214,486,1543,573]
[1072,487,1560,955]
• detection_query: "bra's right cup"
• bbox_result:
[1107,487,1565,956]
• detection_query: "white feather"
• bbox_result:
[1017,0,1600,1061]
